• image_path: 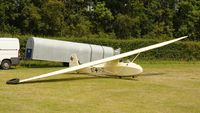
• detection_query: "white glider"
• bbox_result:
[6,36,188,84]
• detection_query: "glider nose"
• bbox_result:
[133,64,143,74]
[129,63,143,74]
[137,64,143,73]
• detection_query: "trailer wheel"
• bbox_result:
[63,62,69,67]
[1,60,11,70]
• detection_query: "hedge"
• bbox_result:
[64,38,200,61]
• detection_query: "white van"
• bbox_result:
[0,38,20,69]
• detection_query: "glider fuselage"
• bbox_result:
[76,62,143,77]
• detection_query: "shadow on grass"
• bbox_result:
[0,67,16,70]
[140,72,165,76]
[20,60,64,68]
[19,75,137,84]
[21,64,64,68]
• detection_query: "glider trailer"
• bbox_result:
[7,36,188,84]
[25,37,119,65]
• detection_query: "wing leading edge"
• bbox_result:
[7,36,188,84]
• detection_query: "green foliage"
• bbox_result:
[40,0,65,36]
[173,1,200,40]
[21,3,41,34]
[114,14,140,39]
[94,2,114,21]
[61,38,200,61]
[0,0,200,40]
[92,2,114,33]
[60,14,92,37]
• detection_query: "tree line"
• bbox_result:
[0,0,199,40]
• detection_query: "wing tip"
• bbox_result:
[182,35,188,39]
[177,36,188,41]
[6,78,20,85]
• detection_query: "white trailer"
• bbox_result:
[0,38,20,69]
[25,37,119,66]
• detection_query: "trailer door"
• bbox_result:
[26,48,32,59]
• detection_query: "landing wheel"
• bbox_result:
[1,60,11,70]
[118,76,122,79]
[132,76,135,78]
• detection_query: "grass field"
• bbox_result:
[0,61,200,113]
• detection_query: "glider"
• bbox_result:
[6,36,188,84]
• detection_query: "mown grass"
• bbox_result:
[0,61,200,113]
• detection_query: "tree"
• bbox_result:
[173,1,198,39]
[0,0,21,33]
[0,0,199,40]
[20,3,41,35]
[40,0,65,36]
[68,15,92,36]
[114,14,140,39]
[92,2,114,33]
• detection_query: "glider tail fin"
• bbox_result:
[69,54,80,67]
